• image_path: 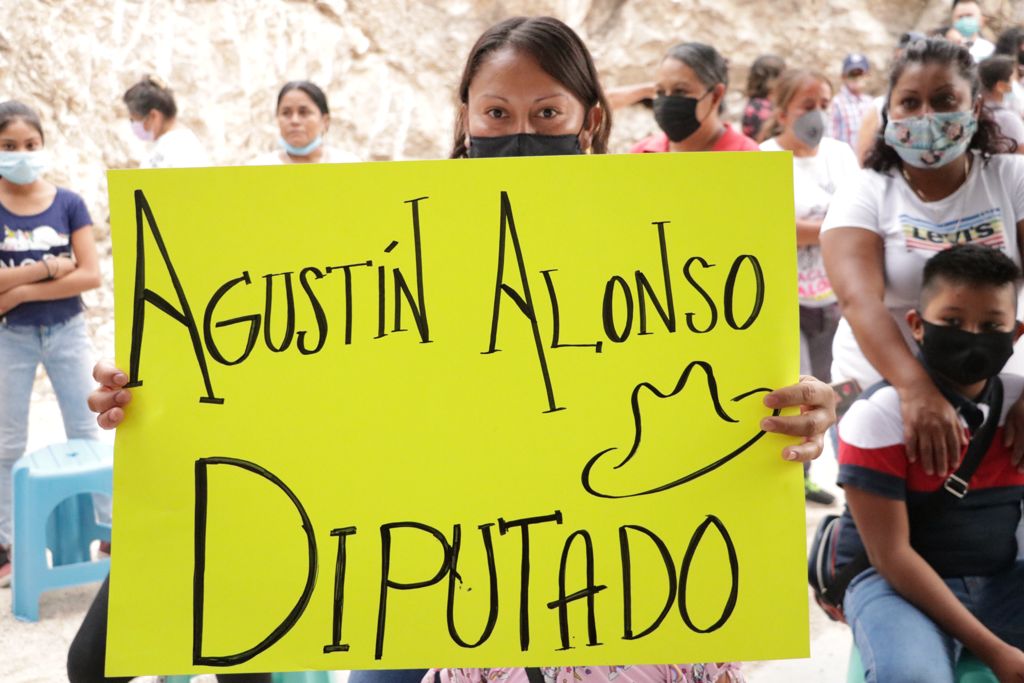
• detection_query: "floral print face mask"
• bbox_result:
[883,110,977,169]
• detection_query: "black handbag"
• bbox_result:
[807,376,1004,622]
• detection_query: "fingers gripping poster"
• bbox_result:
[106,153,805,676]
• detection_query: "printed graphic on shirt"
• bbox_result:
[2,225,68,251]
[797,246,833,303]
[901,208,1005,253]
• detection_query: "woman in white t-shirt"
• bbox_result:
[123,76,209,169]
[761,69,860,505]
[821,37,1024,476]
[249,81,359,165]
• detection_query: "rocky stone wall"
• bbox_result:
[2,0,1023,228]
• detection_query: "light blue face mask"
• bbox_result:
[883,110,977,168]
[278,135,323,157]
[954,15,980,38]
[0,151,50,185]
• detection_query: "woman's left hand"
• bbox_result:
[759,375,837,462]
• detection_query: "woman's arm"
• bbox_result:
[796,217,824,246]
[846,486,1024,677]
[822,227,963,476]
[605,83,655,110]
[1003,218,1024,471]
[0,227,100,312]
[0,259,50,293]
[854,106,879,166]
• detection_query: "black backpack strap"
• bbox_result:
[525,669,545,683]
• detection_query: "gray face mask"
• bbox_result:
[792,109,827,148]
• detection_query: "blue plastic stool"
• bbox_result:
[11,439,113,621]
[849,643,997,682]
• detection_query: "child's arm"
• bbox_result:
[847,486,1024,679]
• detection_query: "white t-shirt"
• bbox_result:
[761,136,860,307]
[821,152,1024,386]
[992,103,1024,147]
[969,37,996,62]
[249,147,360,165]
[140,127,209,169]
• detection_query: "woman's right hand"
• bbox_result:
[898,378,966,477]
[88,361,132,429]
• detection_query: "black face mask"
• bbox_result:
[653,90,711,143]
[918,319,1016,386]
[467,133,582,158]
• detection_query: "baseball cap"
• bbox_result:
[842,53,871,75]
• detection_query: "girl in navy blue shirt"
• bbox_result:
[0,100,102,585]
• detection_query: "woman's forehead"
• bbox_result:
[894,62,970,92]
[470,47,573,100]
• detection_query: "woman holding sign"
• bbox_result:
[84,15,835,683]
[821,37,1024,479]
[630,42,759,154]
[0,100,102,586]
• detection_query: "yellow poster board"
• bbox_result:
[106,152,806,677]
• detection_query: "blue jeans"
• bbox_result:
[0,313,99,546]
[844,563,1024,683]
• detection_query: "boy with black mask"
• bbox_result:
[833,243,1024,681]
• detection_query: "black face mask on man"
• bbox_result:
[467,133,582,158]
[652,89,712,143]
[918,319,1016,386]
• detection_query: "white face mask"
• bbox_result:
[0,151,50,185]
[131,119,154,142]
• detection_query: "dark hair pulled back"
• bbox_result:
[0,100,44,143]
[276,81,329,115]
[123,75,177,119]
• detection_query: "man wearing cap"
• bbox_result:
[831,53,873,147]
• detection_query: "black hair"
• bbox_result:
[123,75,177,119]
[995,26,1024,56]
[450,16,612,158]
[865,37,1016,172]
[979,55,1016,91]
[276,81,329,115]
[921,244,1021,307]
[745,54,785,99]
[664,42,729,113]
[0,100,44,143]
[951,0,980,9]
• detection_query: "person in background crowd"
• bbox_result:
[0,100,102,586]
[994,26,1024,117]
[250,80,359,165]
[742,54,786,141]
[821,37,1024,479]
[836,245,1024,683]
[854,31,926,164]
[953,0,995,61]
[832,53,873,147]
[979,55,1024,152]
[761,68,860,504]
[122,75,209,169]
[632,42,759,153]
